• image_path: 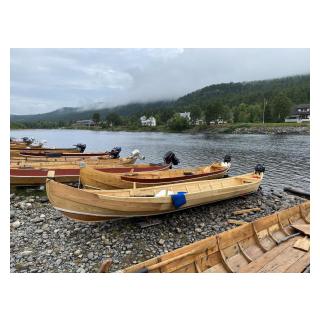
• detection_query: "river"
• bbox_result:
[11,129,310,192]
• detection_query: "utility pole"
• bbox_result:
[262,98,267,124]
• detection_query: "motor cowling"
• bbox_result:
[75,143,87,153]
[255,164,265,175]
[110,147,122,159]
[130,149,145,160]
[163,151,180,166]
[22,137,34,145]
[223,154,231,163]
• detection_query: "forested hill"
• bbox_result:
[11,74,309,125]
[175,74,309,107]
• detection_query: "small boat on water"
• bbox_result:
[80,155,231,190]
[101,201,310,273]
[46,165,264,222]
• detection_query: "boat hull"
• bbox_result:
[46,172,263,221]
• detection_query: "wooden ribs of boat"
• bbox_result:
[80,161,231,190]
[10,164,169,186]
[46,170,264,222]
[104,201,309,273]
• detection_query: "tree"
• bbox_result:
[92,112,100,124]
[167,114,190,131]
[105,112,122,126]
[190,105,202,122]
[270,93,293,122]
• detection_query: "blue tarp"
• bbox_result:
[171,192,187,208]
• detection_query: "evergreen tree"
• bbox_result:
[92,112,100,124]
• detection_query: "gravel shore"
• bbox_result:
[10,188,308,273]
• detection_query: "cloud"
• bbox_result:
[10,48,309,114]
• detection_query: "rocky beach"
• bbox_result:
[10,187,309,273]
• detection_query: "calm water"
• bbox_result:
[11,129,310,192]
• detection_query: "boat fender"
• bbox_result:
[254,164,265,175]
[171,192,187,208]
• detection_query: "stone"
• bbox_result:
[87,252,94,260]
[20,250,33,257]
[35,229,44,234]
[76,267,86,273]
[11,220,21,229]
[199,222,205,228]
[40,214,46,218]
[125,250,132,255]
[10,210,16,219]
[195,228,202,233]
[74,249,81,256]
[176,227,182,233]
[158,239,165,245]
[40,196,49,203]
[56,259,62,266]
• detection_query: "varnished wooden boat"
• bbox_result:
[11,164,169,186]
[46,167,264,222]
[10,147,82,157]
[101,201,309,273]
[80,161,231,190]
[19,151,111,157]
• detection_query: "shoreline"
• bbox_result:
[11,123,310,135]
[10,188,309,273]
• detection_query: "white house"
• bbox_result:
[285,104,310,123]
[74,119,95,127]
[195,119,205,125]
[179,112,191,122]
[140,116,157,127]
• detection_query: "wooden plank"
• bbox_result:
[239,237,298,273]
[258,245,305,273]
[291,224,310,236]
[47,170,55,179]
[293,237,310,252]
[233,207,261,215]
[228,219,248,225]
[285,252,310,273]
[203,263,228,273]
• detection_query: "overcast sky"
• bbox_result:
[10,48,309,115]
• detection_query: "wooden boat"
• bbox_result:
[80,160,231,190]
[46,166,264,222]
[19,151,111,157]
[101,201,309,273]
[10,147,82,157]
[11,164,169,186]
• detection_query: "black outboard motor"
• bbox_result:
[254,164,265,175]
[163,151,180,168]
[109,147,122,159]
[22,137,34,145]
[223,154,232,163]
[74,143,87,153]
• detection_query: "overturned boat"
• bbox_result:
[46,165,264,222]
[80,155,231,190]
[101,201,310,273]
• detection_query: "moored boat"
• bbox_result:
[46,165,265,222]
[101,201,310,273]
[11,164,170,186]
[80,156,231,190]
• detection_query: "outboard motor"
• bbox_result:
[22,137,34,145]
[254,164,265,175]
[163,151,180,168]
[109,147,122,159]
[223,154,231,163]
[129,149,145,160]
[74,143,87,153]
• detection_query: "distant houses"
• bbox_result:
[140,115,157,127]
[73,119,95,127]
[285,104,310,123]
[179,112,191,122]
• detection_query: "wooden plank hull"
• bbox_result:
[111,201,310,273]
[46,171,263,221]
[11,164,167,186]
[80,162,231,190]
[11,156,137,166]
[10,147,79,157]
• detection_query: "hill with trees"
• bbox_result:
[11,74,309,129]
